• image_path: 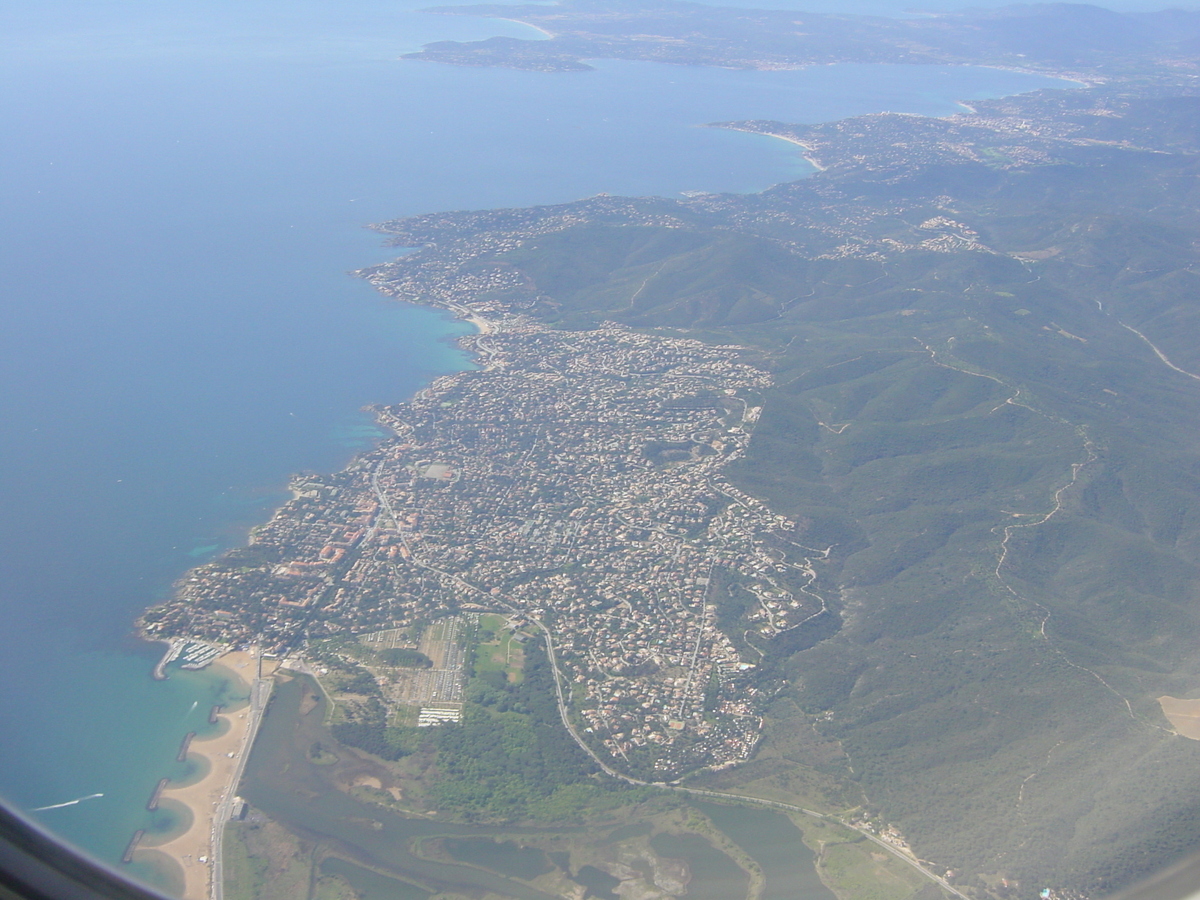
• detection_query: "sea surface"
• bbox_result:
[0,0,1075,882]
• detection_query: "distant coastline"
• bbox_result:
[495,17,554,40]
[709,123,828,172]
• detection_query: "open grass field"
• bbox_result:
[223,819,312,900]
[472,614,526,684]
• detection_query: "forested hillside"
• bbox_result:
[369,85,1200,894]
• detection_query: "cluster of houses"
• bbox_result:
[141,218,835,776]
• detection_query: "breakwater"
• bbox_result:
[146,778,169,812]
[176,732,195,763]
[121,830,144,865]
[151,640,185,681]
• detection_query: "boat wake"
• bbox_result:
[32,792,104,812]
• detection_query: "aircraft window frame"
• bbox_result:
[0,803,167,900]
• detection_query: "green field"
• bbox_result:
[223,819,314,900]
[471,614,526,684]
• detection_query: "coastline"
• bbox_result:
[445,301,495,337]
[130,303,493,900]
[494,17,554,40]
[715,124,828,172]
[137,650,276,900]
[465,313,495,335]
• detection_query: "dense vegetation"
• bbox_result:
[435,640,648,821]
[329,692,417,762]
[377,647,432,668]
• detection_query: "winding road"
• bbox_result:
[369,473,963,900]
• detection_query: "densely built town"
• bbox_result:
[141,236,833,776]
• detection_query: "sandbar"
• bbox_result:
[1158,695,1200,740]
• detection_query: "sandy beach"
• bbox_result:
[141,650,275,900]
[444,301,495,337]
[1159,695,1200,740]
[495,17,554,40]
[712,124,828,171]
[466,313,495,335]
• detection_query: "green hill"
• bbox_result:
[428,101,1200,895]
[361,75,1200,895]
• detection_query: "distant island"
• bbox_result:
[138,4,1200,900]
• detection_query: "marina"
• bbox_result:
[179,643,223,671]
[151,640,224,680]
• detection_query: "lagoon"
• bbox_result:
[242,675,846,900]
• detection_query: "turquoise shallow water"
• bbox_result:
[0,0,1076,881]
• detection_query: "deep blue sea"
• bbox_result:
[0,0,1077,884]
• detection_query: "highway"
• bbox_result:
[210,674,273,900]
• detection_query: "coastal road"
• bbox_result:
[528,624,968,899]
[210,675,273,900]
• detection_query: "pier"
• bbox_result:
[146,778,169,811]
[152,640,185,680]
